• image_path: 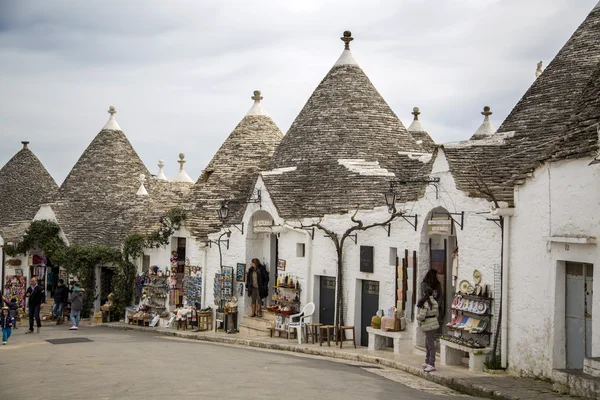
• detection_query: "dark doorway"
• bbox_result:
[319,277,336,325]
[361,280,379,347]
[100,267,115,306]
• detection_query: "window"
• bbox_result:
[296,243,306,257]
[360,246,374,273]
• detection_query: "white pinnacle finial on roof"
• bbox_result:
[156,159,168,181]
[535,61,543,78]
[172,153,194,183]
[408,107,426,132]
[334,30,359,67]
[136,173,148,196]
[102,105,122,131]
[246,90,269,116]
[471,106,496,140]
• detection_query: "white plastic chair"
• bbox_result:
[287,302,315,344]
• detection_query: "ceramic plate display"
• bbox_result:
[473,269,482,284]
[476,302,486,314]
[459,280,470,294]
[467,284,475,294]
[476,285,483,296]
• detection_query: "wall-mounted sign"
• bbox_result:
[253,218,273,233]
[428,217,452,236]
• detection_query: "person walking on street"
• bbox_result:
[417,288,439,373]
[25,277,46,334]
[1,307,16,345]
[69,283,84,330]
[53,279,68,325]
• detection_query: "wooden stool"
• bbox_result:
[307,323,321,344]
[338,326,356,349]
[319,325,337,347]
[176,318,188,330]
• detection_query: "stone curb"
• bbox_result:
[101,323,516,400]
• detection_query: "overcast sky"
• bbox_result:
[0,0,597,185]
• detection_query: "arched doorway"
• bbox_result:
[416,206,458,346]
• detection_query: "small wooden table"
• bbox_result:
[196,311,212,331]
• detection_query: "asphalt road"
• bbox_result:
[0,325,478,400]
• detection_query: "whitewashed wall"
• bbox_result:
[507,159,600,379]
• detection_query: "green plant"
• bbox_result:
[484,355,504,370]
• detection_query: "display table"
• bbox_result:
[440,339,492,372]
[366,326,404,354]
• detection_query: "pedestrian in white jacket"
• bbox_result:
[417,288,439,372]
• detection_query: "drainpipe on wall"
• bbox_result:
[493,207,514,369]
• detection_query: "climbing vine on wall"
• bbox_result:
[112,207,188,317]
[7,207,187,319]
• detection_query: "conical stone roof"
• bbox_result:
[0,142,58,241]
[443,3,600,205]
[53,107,152,247]
[186,91,284,238]
[263,32,432,219]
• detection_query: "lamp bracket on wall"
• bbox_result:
[432,211,464,231]
[486,217,502,229]
[246,189,262,208]
[399,214,418,231]
[348,233,358,244]
[302,227,315,240]
[204,239,230,250]
[229,222,244,235]
[382,223,391,237]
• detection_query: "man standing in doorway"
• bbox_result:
[53,279,68,325]
[25,277,45,334]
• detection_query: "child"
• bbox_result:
[7,298,19,329]
[1,307,16,345]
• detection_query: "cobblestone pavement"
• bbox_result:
[0,325,479,400]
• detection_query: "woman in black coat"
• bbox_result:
[246,259,269,317]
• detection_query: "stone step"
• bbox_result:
[241,315,274,331]
[238,323,271,337]
[554,369,600,399]
[584,357,600,378]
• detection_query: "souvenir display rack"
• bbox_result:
[269,272,301,330]
[142,275,168,311]
[442,292,493,349]
[183,266,202,307]
[4,276,26,308]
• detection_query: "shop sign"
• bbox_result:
[428,217,452,235]
[253,218,273,233]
